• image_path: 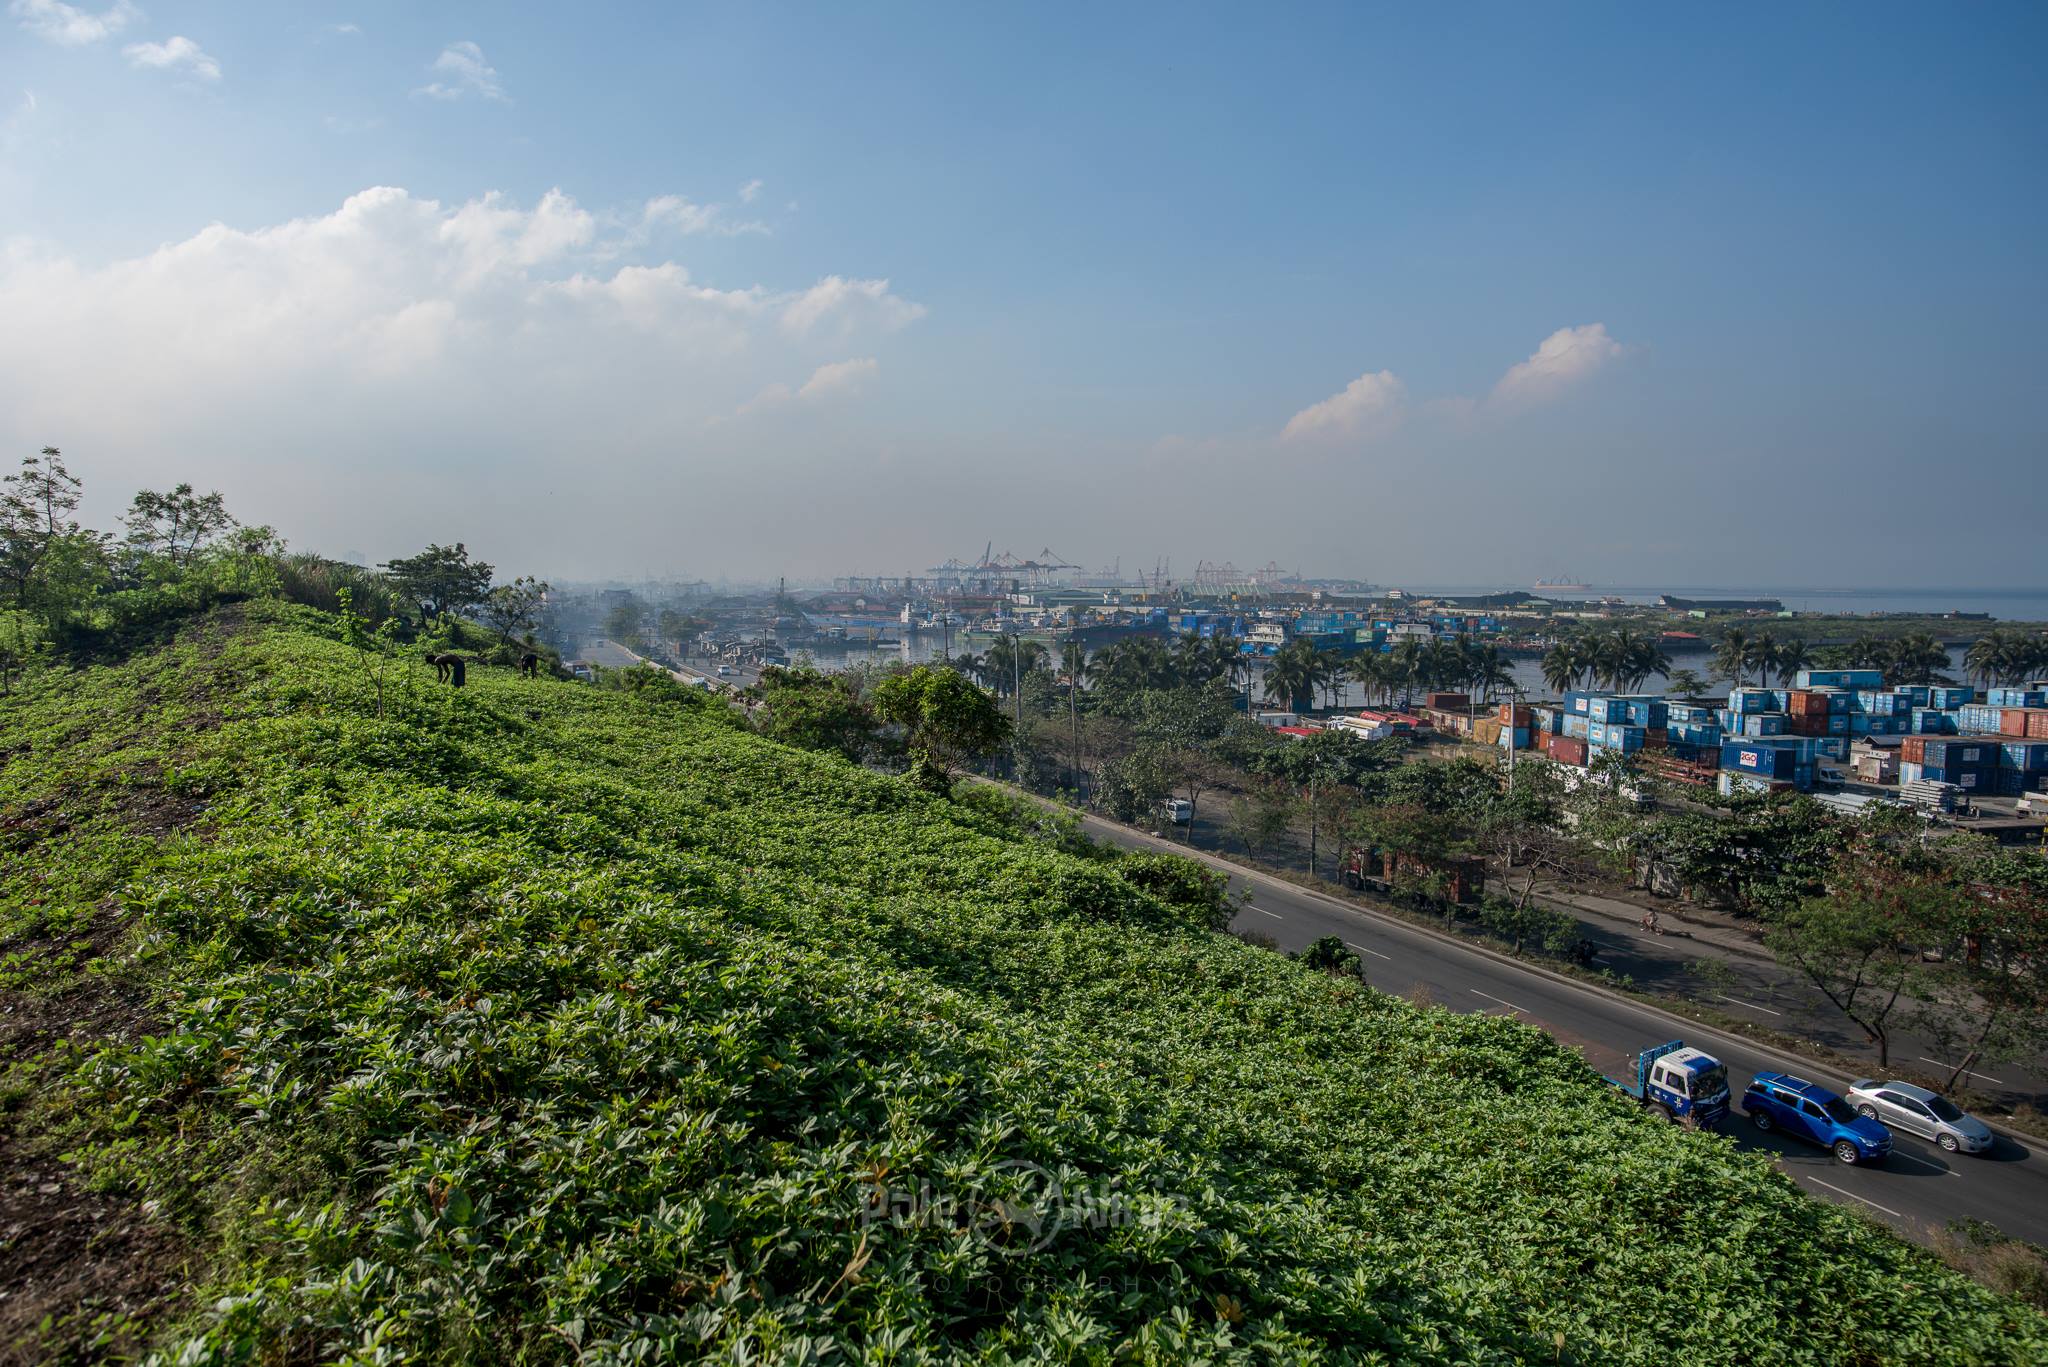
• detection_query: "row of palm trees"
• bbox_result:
[1962,628,2048,688]
[1540,628,1675,695]
[955,629,1523,713]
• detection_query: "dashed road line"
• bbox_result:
[1347,940,1392,960]
[1918,1057,2005,1085]
[1717,994,1782,1016]
[1253,906,1284,920]
[1886,1151,1956,1177]
[1471,989,1529,1014]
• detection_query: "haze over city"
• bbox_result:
[2,2,2043,584]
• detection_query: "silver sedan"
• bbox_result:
[1845,1080,1994,1154]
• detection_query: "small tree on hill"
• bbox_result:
[872,665,1011,793]
[382,543,495,627]
[481,576,550,643]
[123,483,236,565]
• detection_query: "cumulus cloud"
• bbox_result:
[1490,323,1623,404]
[10,0,137,46]
[781,276,924,337]
[1280,370,1406,442]
[0,186,922,512]
[123,35,221,82]
[416,40,506,102]
[733,358,879,418]
[739,178,764,204]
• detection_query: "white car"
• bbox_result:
[1844,1079,1994,1154]
[716,665,733,676]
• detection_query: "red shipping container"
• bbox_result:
[1498,702,1534,727]
[1902,736,1928,764]
[2001,708,2048,738]
[2032,711,2048,740]
[1548,734,1589,766]
[1788,690,1829,717]
[1427,692,1470,711]
[1790,713,1827,736]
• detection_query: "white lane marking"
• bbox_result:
[1805,1176,1905,1219]
[1886,1151,1956,1177]
[1253,907,1284,920]
[1346,940,1392,960]
[1918,1057,2006,1085]
[1717,994,1781,1017]
[1471,989,1528,1014]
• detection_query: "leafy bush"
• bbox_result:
[2,602,2043,1364]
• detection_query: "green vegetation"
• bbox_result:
[4,600,2047,1363]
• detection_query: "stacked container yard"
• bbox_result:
[1899,736,2000,793]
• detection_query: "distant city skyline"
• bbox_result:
[3,3,2043,585]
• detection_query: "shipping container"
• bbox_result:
[1910,708,1958,734]
[1547,734,1589,766]
[1917,763,1993,790]
[1929,686,1972,709]
[1787,690,1829,717]
[1497,702,1534,727]
[1719,770,1793,797]
[1587,697,1632,724]
[1426,692,1469,712]
[1562,713,1591,740]
[1739,713,1789,737]
[1562,691,1593,716]
[2000,740,2048,773]
[1722,740,1799,780]
[1904,737,1999,767]
[1790,713,1827,737]
[1728,688,1776,713]
[1498,726,1533,750]
[1958,704,2005,734]
[1621,699,1670,728]
[1794,669,1884,690]
[1988,688,2048,708]
[1896,686,1931,708]
[2000,708,2048,740]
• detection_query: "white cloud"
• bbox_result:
[327,22,360,36]
[1490,323,1623,405]
[123,35,221,82]
[416,40,506,102]
[798,357,877,399]
[1280,369,1406,442]
[733,358,879,418]
[0,186,921,503]
[10,0,138,46]
[781,276,924,337]
[739,178,764,204]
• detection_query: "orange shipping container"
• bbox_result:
[2000,708,2048,739]
[1902,736,1928,764]
[1788,690,1830,717]
[1497,702,1534,727]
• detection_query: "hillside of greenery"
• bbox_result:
[3,602,2045,1364]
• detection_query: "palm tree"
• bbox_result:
[1742,633,1779,691]
[1060,638,1088,687]
[1263,638,1321,711]
[1713,628,1751,688]
[1171,631,1216,688]
[1889,631,1954,686]
[1624,633,1671,692]
[1390,636,1425,702]
[1768,638,1812,688]
[1964,628,2046,687]
[1665,667,1707,700]
[1471,644,1516,703]
[1540,639,1584,697]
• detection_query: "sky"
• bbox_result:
[2,3,2044,588]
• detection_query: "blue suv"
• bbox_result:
[1742,1072,1891,1165]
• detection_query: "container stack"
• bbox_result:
[1899,737,2000,792]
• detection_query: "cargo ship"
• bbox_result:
[1533,576,1591,594]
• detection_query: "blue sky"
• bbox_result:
[2,3,2043,586]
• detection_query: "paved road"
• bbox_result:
[1070,808,2048,1249]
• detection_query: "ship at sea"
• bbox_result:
[1533,576,1591,594]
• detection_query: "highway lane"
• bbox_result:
[1066,808,2048,1249]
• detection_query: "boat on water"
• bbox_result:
[1533,576,1591,594]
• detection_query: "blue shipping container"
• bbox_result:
[1929,687,1972,709]
[1958,705,2004,734]
[1794,669,1884,690]
[1988,688,2047,708]
[1897,686,1931,707]
[1740,713,1789,737]
[1562,714,1591,740]
[1922,739,1998,767]
[2001,741,2048,773]
[1729,689,1776,713]
[1911,709,1958,734]
[1722,741,1799,780]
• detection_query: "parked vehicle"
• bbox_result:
[1605,1040,1729,1129]
[716,665,733,676]
[1845,1080,1994,1154]
[1157,797,1193,824]
[1742,1072,1892,1165]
